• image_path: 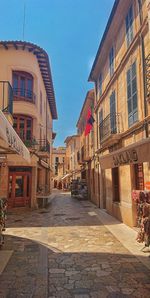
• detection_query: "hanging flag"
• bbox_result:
[84,107,95,136]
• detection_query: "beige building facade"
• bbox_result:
[76,90,97,201]
[52,147,66,188]
[88,0,150,227]
[64,135,81,185]
[0,41,57,208]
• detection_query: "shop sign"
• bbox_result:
[5,127,24,156]
[99,138,150,169]
[113,149,138,166]
[0,110,31,163]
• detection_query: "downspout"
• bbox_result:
[138,0,148,138]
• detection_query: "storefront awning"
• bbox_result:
[99,137,150,169]
[61,173,72,180]
[39,159,50,169]
[0,110,31,163]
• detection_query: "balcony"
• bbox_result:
[0,81,13,115]
[145,53,150,102]
[99,113,122,146]
[13,88,36,104]
[24,138,50,157]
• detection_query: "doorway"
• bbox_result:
[8,168,31,208]
[112,167,120,202]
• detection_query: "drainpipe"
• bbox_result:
[138,0,148,138]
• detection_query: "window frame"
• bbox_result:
[12,71,33,100]
[109,47,114,77]
[13,114,33,141]
[126,61,138,127]
[126,5,134,48]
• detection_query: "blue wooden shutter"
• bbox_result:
[126,5,133,47]
[110,91,116,133]
[127,61,138,126]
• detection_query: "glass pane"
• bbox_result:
[13,75,18,95]
[127,84,131,99]
[26,130,31,140]
[133,111,138,122]
[128,99,132,114]
[133,94,137,110]
[27,119,31,128]
[132,62,136,77]
[19,118,25,139]
[27,79,33,98]
[128,115,133,126]
[15,176,24,197]
[129,6,133,22]
[132,78,137,95]
[20,77,25,97]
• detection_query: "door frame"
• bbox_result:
[8,170,32,208]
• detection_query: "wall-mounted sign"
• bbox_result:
[99,138,150,169]
[113,149,138,166]
[0,110,31,163]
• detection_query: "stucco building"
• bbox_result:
[0,40,57,208]
[52,146,66,188]
[88,0,150,227]
[64,135,81,184]
[76,90,96,201]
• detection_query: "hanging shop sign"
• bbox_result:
[0,110,31,163]
[99,138,150,169]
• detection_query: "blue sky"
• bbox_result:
[0,0,114,146]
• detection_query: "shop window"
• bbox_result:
[126,5,134,48]
[13,115,33,141]
[13,71,33,100]
[127,61,138,126]
[112,167,120,202]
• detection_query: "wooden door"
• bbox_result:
[8,172,31,208]
[112,167,120,202]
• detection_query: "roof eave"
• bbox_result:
[88,0,120,82]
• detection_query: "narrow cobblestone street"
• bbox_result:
[0,191,150,298]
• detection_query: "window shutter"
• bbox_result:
[126,5,133,47]
[127,61,138,126]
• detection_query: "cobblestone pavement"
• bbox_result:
[0,191,150,298]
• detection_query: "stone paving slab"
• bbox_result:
[0,190,149,298]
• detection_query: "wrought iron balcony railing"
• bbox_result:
[145,53,150,100]
[24,138,50,153]
[0,81,13,114]
[13,88,36,103]
[99,113,121,143]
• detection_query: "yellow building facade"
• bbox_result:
[64,135,81,185]
[52,147,66,188]
[89,0,150,227]
[76,90,97,202]
[0,41,57,208]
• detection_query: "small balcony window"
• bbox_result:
[12,71,35,103]
[13,114,33,141]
